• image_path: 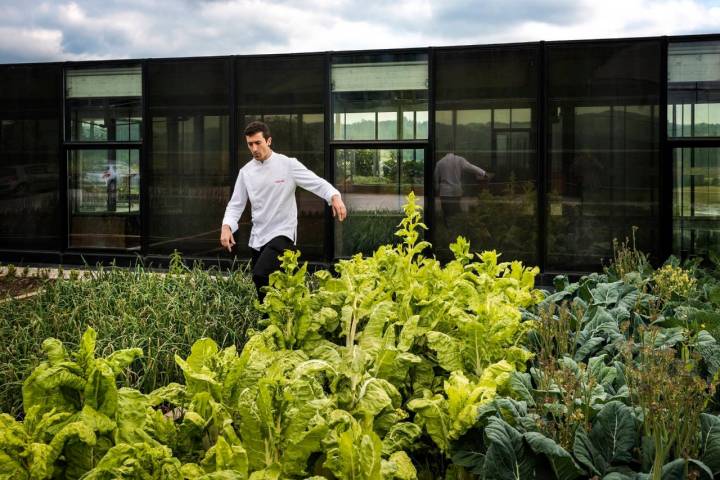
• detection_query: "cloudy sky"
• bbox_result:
[1,0,719,63]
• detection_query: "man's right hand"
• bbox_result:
[220,224,236,252]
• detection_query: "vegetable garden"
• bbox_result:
[2,193,720,479]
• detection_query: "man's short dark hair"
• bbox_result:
[244,121,271,140]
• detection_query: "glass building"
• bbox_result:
[1,35,719,278]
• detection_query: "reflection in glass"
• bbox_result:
[547,41,661,270]
[68,149,140,249]
[149,113,230,255]
[66,67,142,142]
[332,54,428,141]
[434,46,538,265]
[674,148,720,256]
[237,54,326,258]
[0,64,61,250]
[334,148,424,257]
[668,42,720,138]
[147,59,230,256]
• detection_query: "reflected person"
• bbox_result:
[434,152,492,227]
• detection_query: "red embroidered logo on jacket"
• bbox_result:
[274,179,286,184]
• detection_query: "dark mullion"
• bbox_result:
[229,56,239,261]
[426,47,435,253]
[140,60,150,258]
[660,36,672,262]
[324,52,334,263]
[59,65,68,256]
[537,41,547,273]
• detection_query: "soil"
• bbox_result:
[0,276,47,299]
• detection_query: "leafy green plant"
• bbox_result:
[0,258,260,417]
[0,193,543,479]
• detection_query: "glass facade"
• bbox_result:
[332,53,428,141]
[66,66,142,249]
[434,46,538,264]
[2,36,718,272]
[332,53,428,256]
[668,42,720,138]
[334,148,424,256]
[547,40,661,270]
[68,149,140,248]
[66,67,142,142]
[669,41,720,257]
[673,148,720,256]
[237,54,326,259]
[147,59,230,255]
[0,64,61,250]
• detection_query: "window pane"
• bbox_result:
[66,66,142,142]
[237,54,326,258]
[68,149,140,249]
[147,59,230,255]
[332,53,428,141]
[334,148,424,257]
[434,46,538,264]
[547,40,661,270]
[668,42,720,138]
[0,64,61,250]
[674,148,720,256]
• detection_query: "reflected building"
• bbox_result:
[1,35,719,276]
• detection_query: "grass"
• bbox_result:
[0,255,260,418]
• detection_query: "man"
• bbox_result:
[434,152,492,227]
[220,121,347,302]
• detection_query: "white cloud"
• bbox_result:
[0,0,718,62]
[0,27,64,62]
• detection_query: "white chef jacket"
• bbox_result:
[221,152,340,250]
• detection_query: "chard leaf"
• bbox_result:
[41,421,97,480]
[407,392,451,453]
[356,378,400,419]
[75,328,97,374]
[425,331,464,372]
[105,347,143,374]
[42,338,68,366]
[200,436,248,477]
[83,360,118,418]
[81,442,183,479]
[381,451,417,480]
[280,380,332,477]
[382,423,422,456]
[323,413,383,480]
[22,365,86,418]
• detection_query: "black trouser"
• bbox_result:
[250,235,297,303]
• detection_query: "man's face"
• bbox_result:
[246,132,272,161]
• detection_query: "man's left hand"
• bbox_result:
[331,194,347,222]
